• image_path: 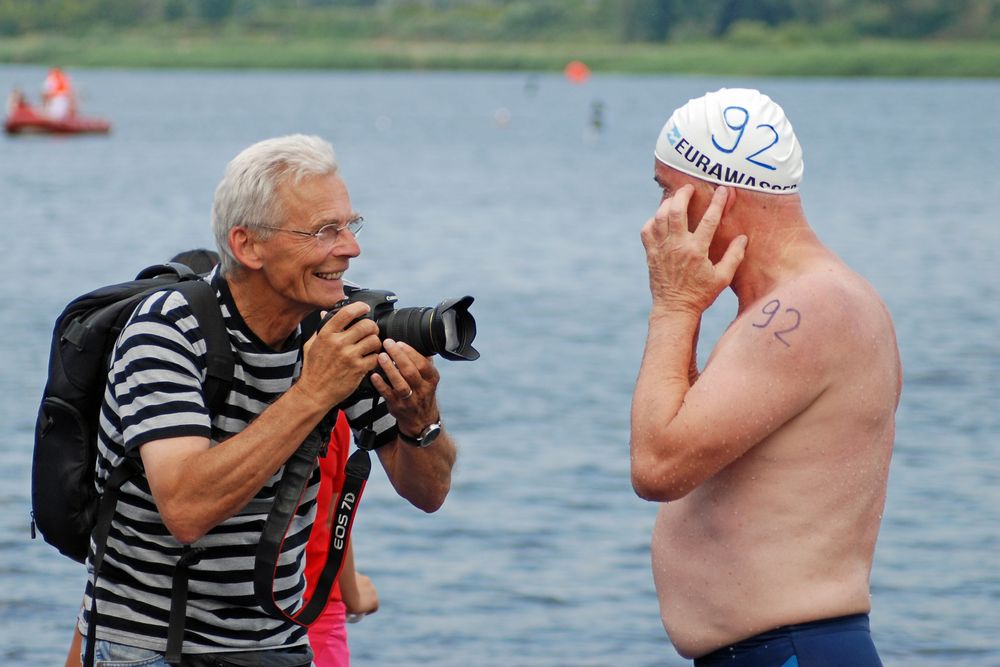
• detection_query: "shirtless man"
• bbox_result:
[630,88,900,666]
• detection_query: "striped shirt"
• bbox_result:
[79,270,396,654]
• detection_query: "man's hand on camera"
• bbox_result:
[370,338,441,435]
[298,302,382,409]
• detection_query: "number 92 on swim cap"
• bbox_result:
[654,88,804,195]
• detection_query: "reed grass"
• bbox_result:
[1,32,997,78]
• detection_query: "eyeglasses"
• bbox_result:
[258,216,364,245]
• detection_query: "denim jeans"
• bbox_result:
[85,639,170,667]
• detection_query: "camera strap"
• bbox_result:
[253,395,383,628]
[252,314,382,628]
[252,408,368,626]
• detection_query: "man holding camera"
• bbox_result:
[77,134,456,665]
[630,89,900,666]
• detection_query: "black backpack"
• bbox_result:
[31,262,233,563]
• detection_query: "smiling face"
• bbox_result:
[253,171,361,312]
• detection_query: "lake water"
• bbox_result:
[1,66,998,666]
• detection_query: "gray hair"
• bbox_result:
[211,134,339,275]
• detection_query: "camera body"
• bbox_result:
[344,287,399,337]
[326,285,479,399]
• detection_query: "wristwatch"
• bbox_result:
[397,420,442,448]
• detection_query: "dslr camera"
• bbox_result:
[326,285,480,397]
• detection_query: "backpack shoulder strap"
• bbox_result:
[84,273,232,667]
[155,278,233,666]
[171,279,233,415]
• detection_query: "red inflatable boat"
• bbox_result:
[4,94,111,136]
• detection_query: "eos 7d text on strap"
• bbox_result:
[252,403,383,631]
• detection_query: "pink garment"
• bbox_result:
[308,600,350,667]
[306,414,352,665]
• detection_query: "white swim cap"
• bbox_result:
[654,88,803,195]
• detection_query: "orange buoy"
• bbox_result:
[564,60,591,84]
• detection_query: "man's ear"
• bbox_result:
[722,185,737,216]
[229,227,264,271]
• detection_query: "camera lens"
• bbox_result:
[376,297,479,361]
[378,306,436,357]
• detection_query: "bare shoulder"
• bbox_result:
[717,263,898,398]
[794,266,895,346]
[740,264,900,404]
[743,265,892,344]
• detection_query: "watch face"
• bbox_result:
[399,421,442,447]
[418,422,442,447]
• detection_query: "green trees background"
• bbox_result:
[1,0,997,41]
[1,0,996,75]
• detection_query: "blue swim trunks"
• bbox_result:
[693,614,883,667]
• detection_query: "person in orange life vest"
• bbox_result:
[42,67,76,120]
[306,411,379,666]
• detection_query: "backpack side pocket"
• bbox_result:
[32,396,97,563]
